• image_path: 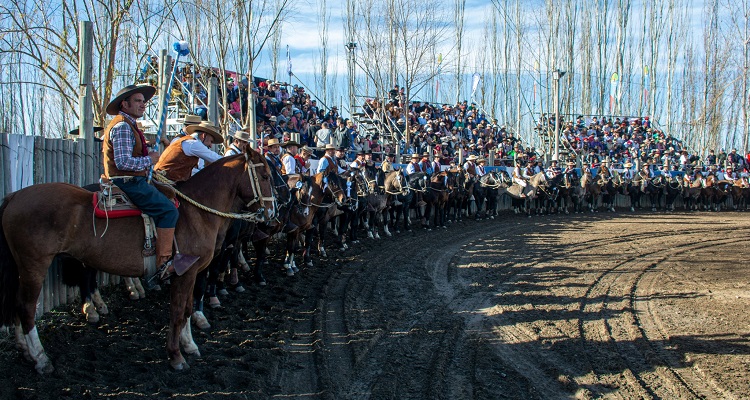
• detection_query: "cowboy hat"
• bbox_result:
[281,140,301,148]
[411,153,420,158]
[232,130,251,142]
[106,84,157,115]
[422,152,430,158]
[300,146,314,154]
[179,114,202,126]
[267,138,281,147]
[623,162,633,168]
[566,161,575,166]
[477,158,486,164]
[324,144,336,150]
[185,122,223,143]
[467,155,478,161]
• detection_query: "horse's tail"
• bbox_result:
[0,193,19,327]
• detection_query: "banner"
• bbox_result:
[471,72,481,100]
[610,72,619,114]
[286,45,292,78]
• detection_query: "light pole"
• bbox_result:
[346,42,357,118]
[552,69,566,162]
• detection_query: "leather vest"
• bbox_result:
[154,136,200,182]
[102,114,148,178]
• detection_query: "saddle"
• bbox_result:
[93,177,178,219]
[92,177,180,259]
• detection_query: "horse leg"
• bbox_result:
[317,219,328,258]
[283,233,297,275]
[123,277,141,300]
[14,262,54,374]
[192,269,211,330]
[167,272,199,370]
[301,227,314,267]
[253,237,273,282]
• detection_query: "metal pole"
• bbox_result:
[78,21,94,185]
[346,42,357,118]
[553,70,560,162]
[208,76,219,126]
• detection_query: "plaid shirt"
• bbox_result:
[111,112,152,172]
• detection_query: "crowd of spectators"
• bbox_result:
[140,58,750,172]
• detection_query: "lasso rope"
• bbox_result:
[152,171,265,221]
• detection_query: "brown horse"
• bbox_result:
[0,147,275,373]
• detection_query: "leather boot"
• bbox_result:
[156,227,175,267]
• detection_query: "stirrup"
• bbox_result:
[145,260,174,288]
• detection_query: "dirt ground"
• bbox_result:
[1,211,749,399]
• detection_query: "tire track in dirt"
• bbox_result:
[631,230,750,400]
[277,213,749,399]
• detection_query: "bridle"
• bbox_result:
[243,153,277,220]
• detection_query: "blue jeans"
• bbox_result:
[113,176,179,228]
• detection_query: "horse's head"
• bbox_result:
[322,171,348,206]
[289,175,312,217]
[240,148,277,222]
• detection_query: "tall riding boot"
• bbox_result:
[156,227,175,268]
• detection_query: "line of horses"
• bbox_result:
[2,148,749,374]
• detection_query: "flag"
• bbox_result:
[286,45,292,78]
[471,72,481,100]
[610,72,619,114]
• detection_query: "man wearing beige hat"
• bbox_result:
[317,144,343,174]
[264,138,284,174]
[280,139,303,175]
[171,114,203,144]
[463,154,478,178]
[155,121,223,182]
[225,130,251,156]
[297,146,314,175]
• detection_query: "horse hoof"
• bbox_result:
[35,361,54,375]
[128,291,140,300]
[192,311,211,330]
[170,360,190,371]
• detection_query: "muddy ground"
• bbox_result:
[1,211,749,399]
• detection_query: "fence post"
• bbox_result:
[208,76,219,126]
[78,21,94,186]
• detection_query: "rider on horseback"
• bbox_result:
[153,120,224,277]
[512,161,527,197]
[102,84,199,279]
[563,161,577,187]
[545,160,562,179]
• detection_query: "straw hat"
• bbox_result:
[185,122,223,143]
[324,144,336,150]
[300,146,314,155]
[467,154,478,161]
[477,158,486,164]
[623,161,633,168]
[411,153,420,159]
[267,138,281,147]
[180,115,202,126]
[232,130,251,142]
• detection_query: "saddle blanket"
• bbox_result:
[92,189,179,219]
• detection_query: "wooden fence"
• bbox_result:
[0,133,125,318]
